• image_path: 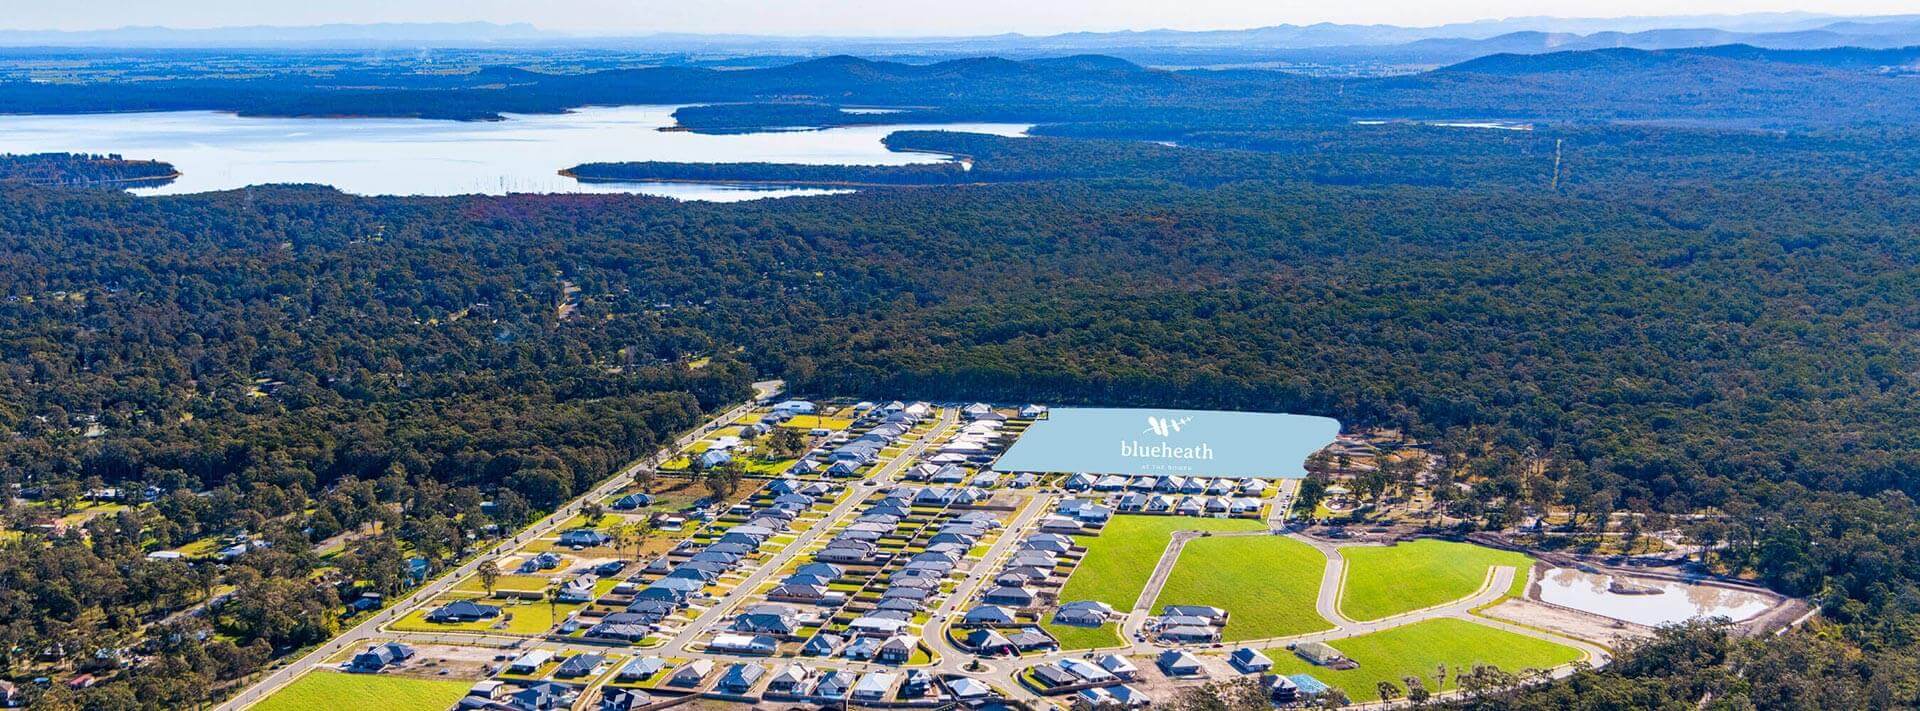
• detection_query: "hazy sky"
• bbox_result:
[7,1,1916,36]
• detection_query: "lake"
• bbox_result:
[1536,567,1779,627]
[0,106,1031,201]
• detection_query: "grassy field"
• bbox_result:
[1262,618,1583,702]
[1152,534,1332,641]
[1056,515,1265,610]
[781,414,856,431]
[252,671,471,711]
[1043,623,1125,651]
[1338,539,1535,621]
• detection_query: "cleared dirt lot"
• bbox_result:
[1479,598,1652,649]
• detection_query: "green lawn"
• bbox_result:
[1043,623,1125,651]
[1263,618,1583,702]
[1152,534,1331,641]
[1338,540,1535,621]
[252,671,471,711]
[1057,515,1265,610]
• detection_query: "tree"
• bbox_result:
[1404,675,1430,703]
[477,559,501,597]
[1376,680,1402,703]
[634,468,657,494]
[582,502,606,527]
[770,427,806,458]
[1294,475,1329,520]
[704,461,743,501]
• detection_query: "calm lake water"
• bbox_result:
[1537,567,1777,626]
[0,106,1031,201]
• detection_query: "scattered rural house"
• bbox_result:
[611,493,653,510]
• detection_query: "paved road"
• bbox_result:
[229,403,1614,710]
[657,407,960,655]
[217,381,782,710]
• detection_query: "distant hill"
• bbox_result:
[0,21,551,47]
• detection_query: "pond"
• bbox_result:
[0,106,1031,200]
[1536,567,1778,627]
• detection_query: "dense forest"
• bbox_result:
[0,153,175,188]
[5,116,1920,705]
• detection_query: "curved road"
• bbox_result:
[218,381,783,710]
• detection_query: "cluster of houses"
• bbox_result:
[783,401,932,479]
[1189,646,1336,704]
[1038,498,1115,534]
[957,531,1100,656]
[1061,474,1269,517]
[1021,654,1150,708]
[1150,604,1231,644]
[595,498,802,642]
[758,664,945,704]
[776,487,1002,665]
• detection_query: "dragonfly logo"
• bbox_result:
[1143,415,1193,438]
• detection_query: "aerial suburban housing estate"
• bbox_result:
[207,395,1806,711]
[4,6,1901,709]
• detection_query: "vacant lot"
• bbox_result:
[253,671,471,711]
[1057,515,1265,610]
[1043,622,1125,651]
[1339,539,1534,621]
[1152,534,1331,641]
[1262,618,1584,702]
